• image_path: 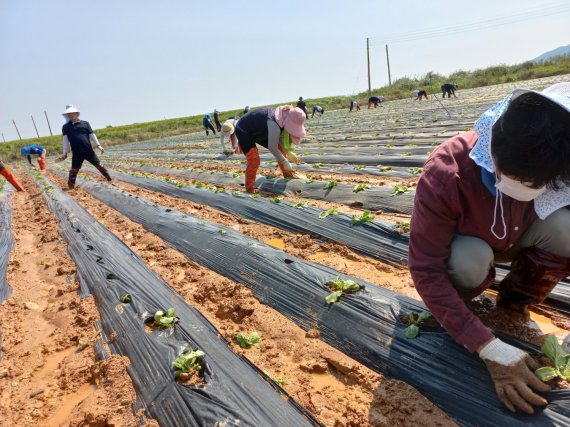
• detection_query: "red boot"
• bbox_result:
[0,165,25,191]
[497,247,570,310]
[245,146,260,193]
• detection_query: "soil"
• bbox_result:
[0,170,156,427]
[45,171,455,427]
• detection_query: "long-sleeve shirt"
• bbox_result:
[409,131,537,353]
[62,120,100,155]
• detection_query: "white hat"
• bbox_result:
[62,105,80,116]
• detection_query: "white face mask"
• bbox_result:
[495,175,546,201]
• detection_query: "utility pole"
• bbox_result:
[385,44,392,86]
[31,115,40,138]
[366,37,371,95]
[44,110,53,136]
[2,133,5,143]
[12,120,22,140]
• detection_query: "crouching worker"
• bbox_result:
[0,160,25,191]
[368,96,384,108]
[409,83,570,414]
[219,118,241,156]
[235,106,306,193]
[312,105,325,118]
[61,105,111,189]
[21,145,47,171]
[349,100,360,112]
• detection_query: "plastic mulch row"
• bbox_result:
[30,173,320,427]
[70,176,570,427]
[0,183,13,303]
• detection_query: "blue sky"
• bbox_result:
[1,0,569,141]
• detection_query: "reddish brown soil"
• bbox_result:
[46,172,455,427]
[0,170,156,427]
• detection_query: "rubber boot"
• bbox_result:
[497,247,570,311]
[458,267,496,301]
[0,167,25,191]
[245,146,260,193]
[95,164,112,182]
[38,157,47,171]
[68,168,79,189]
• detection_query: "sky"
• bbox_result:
[0,0,569,141]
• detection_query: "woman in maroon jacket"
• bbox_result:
[409,83,570,414]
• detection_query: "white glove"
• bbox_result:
[281,159,293,172]
[97,145,105,153]
[479,338,526,365]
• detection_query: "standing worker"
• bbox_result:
[21,145,47,170]
[234,106,306,193]
[441,83,457,98]
[219,118,240,156]
[409,83,570,414]
[296,97,309,118]
[0,160,25,191]
[202,114,216,136]
[61,105,112,189]
[368,95,385,108]
[349,100,361,112]
[311,105,325,118]
[213,109,222,132]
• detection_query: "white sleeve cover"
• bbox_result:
[89,133,101,147]
[62,135,70,155]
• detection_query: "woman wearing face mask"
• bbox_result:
[408,83,570,415]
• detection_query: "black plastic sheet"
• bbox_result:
[31,174,320,427]
[72,177,570,427]
[0,184,13,302]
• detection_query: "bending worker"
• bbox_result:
[349,100,360,112]
[21,144,47,170]
[234,105,306,193]
[311,105,325,118]
[409,83,570,414]
[61,105,112,189]
[368,95,384,108]
[202,114,216,136]
[219,118,240,156]
[0,160,25,191]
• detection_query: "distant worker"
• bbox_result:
[368,95,385,108]
[243,106,250,115]
[311,105,325,118]
[0,159,25,191]
[296,97,309,118]
[441,83,457,98]
[415,90,429,101]
[219,118,241,156]
[61,105,112,190]
[202,114,216,136]
[213,109,222,132]
[349,100,361,112]
[21,144,47,170]
[234,106,306,193]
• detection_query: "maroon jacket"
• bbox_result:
[409,131,537,352]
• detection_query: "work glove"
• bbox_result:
[288,152,301,164]
[97,145,105,154]
[479,338,550,414]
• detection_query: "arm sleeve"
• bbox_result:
[408,170,494,353]
[266,119,290,167]
[89,133,101,147]
[62,135,70,155]
[27,155,32,165]
[219,133,228,152]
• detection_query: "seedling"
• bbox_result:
[351,210,375,225]
[325,277,361,304]
[218,229,226,235]
[353,183,370,193]
[323,180,338,190]
[403,310,431,339]
[403,151,412,157]
[535,335,570,382]
[354,165,366,170]
[214,188,225,193]
[396,221,411,234]
[312,163,325,169]
[120,294,132,303]
[379,166,393,172]
[270,197,283,204]
[291,202,308,209]
[250,193,261,199]
[154,308,177,328]
[194,181,205,188]
[232,172,243,178]
[234,332,262,348]
[409,167,423,175]
[319,207,339,219]
[390,186,410,197]
[173,349,205,379]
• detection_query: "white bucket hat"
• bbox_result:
[62,104,80,116]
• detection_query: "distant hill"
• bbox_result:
[533,44,570,62]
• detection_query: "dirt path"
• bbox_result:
[46,172,455,426]
[0,170,156,427]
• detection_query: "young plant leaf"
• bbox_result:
[234,332,262,348]
[173,349,205,379]
[404,324,420,339]
[323,180,338,190]
[351,210,375,225]
[535,366,559,382]
[325,290,343,304]
[319,207,339,219]
[353,183,371,193]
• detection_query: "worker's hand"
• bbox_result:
[223,150,233,156]
[479,338,550,414]
[60,153,68,161]
[97,145,105,154]
[288,152,301,164]
[563,334,570,353]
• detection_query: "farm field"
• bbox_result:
[2,74,570,426]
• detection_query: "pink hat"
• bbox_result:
[274,106,306,144]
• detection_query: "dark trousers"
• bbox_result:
[68,151,111,188]
[204,122,216,135]
[214,118,222,132]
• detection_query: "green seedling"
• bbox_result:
[324,180,338,190]
[154,308,177,328]
[403,310,432,339]
[396,221,411,234]
[354,165,366,170]
[120,293,132,303]
[218,229,226,235]
[234,332,262,348]
[351,210,375,225]
[390,186,410,197]
[409,167,423,175]
[173,349,205,379]
[232,172,243,178]
[535,335,570,382]
[249,193,262,199]
[403,151,413,157]
[276,376,287,386]
[197,221,205,225]
[353,183,370,193]
[319,207,339,219]
[214,188,225,193]
[325,277,361,304]
[291,202,308,209]
[270,197,283,204]
[312,163,325,169]
[379,166,393,172]
[194,181,205,188]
